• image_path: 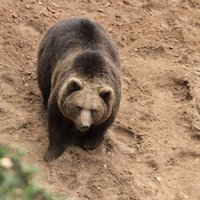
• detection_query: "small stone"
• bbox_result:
[0,157,13,169]
[53,3,59,8]
[154,176,161,182]
[25,4,30,9]
[97,9,103,13]
[108,27,112,32]
[11,11,18,18]
[30,0,36,4]
[123,0,130,5]
[52,13,59,19]
[105,2,111,7]
[115,14,121,19]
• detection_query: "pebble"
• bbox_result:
[154,176,161,182]
[108,27,112,32]
[97,9,103,13]
[0,157,13,169]
[11,11,18,18]
[25,4,31,9]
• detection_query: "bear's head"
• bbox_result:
[58,77,115,132]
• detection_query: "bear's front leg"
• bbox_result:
[81,127,107,150]
[43,101,66,163]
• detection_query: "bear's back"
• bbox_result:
[39,18,119,65]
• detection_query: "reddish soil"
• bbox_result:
[1,0,200,199]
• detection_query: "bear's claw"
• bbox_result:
[81,136,103,151]
[43,145,65,163]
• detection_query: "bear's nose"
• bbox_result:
[82,125,90,130]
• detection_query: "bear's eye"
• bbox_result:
[91,109,98,116]
[75,106,82,112]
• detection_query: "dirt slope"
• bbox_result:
[1,0,200,199]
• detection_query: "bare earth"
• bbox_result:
[1,0,200,199]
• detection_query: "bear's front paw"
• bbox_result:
[43,145,65,163]
[81,136,103,151]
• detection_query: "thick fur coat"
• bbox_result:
[37,18,121,162]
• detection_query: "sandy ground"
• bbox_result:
[1,0,200,199]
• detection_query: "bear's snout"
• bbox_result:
[77,122,91,133]
[75,110,92,132]
[81,124,90,131]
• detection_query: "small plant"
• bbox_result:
[0,144,59,200]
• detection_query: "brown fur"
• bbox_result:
[37,18,121,162]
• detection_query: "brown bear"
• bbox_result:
[37,18,121,162]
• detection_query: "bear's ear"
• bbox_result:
[99,87,114,104]
[66,77,82,96]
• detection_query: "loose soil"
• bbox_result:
[1,0,200,199]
